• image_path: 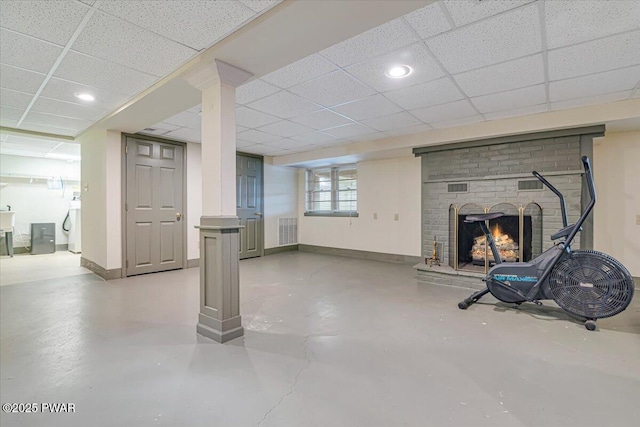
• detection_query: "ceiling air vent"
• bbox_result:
[447,183,468,193]
[143,128,156,132]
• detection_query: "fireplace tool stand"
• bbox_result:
[426,236,441,267]
[457,156,634,331]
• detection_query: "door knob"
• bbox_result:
[255,212,262,216]
[176,212,182,221]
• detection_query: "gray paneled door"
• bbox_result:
[237,154,263,259]
[126,137,184,276]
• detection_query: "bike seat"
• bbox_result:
[464,212,504,223]
[551,224,582,240]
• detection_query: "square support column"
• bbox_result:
[185,59,253,343]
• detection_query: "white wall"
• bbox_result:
[78,129,121,270]
[186,142,202,261]
[264,160,298,249]
[298,156,421,257]
[593,131,640,277]
[0,154,81,249]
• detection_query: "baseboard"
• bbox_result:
[298,244,421,265]
[80,257,121,280]
[187,258,200,268]
[264,245,299,256]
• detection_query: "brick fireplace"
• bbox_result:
[413,126,604,289]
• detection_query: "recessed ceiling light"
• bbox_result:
[74,92,95,102]
[385,65,412,79]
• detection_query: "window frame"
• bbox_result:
[304,165,358,217]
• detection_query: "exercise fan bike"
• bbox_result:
[458,156,634,330]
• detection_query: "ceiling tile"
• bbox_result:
[72,11,197,77]
[50,142,81,156]
[0,106,24,121]
[236,106,280,128]
[187,104,202,114]
[247,91,321,119]
[164,127,201,142]
[320,18,418,67]
[163,111,201,128]
[236,79,280,105]
[5,134,61,149]
[384,123,431,137]
[96,0,255,50]
[323,123,377,139]
[403,3,452,39]
[237,1,281,13]
[40,77,130,111]
[443,0,533,27]
[262,54,338,88]
[345,43,445,92]
[0,64,46,94]
[384,77,464,110]
[263,138,311,150]
[550,92,632,112]
[17,121,77,136]
[549,66,640,102]
[350,132,387,143]
[257,120,313,138]
[427,4,541,74]
[31,97,108,121]
[332,94,402,122]
[453,54,545,98]
[54,51,158,96]
[236,139,259,150]
[289,70,376,108]
[471,84,546,113]
[0,118,18,128]
[23,111,92,131]
[237,129,280,144]
[410,99,477,123]
[361,111,423,132]
[545,1,640,49]
[140,123,180,136]
[547,31,640,81]
[0,0,89,45]
[0,88,33,110]
[0,29,64,74]
[289,109,353,130]
[289,131,341,145]
[484,104,548,121]
[429,114,484,129]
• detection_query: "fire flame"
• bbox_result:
[491,223,504,239]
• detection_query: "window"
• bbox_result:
[305,165,358,216]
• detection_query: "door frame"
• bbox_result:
[237,151,265,258]
[120,133,188,278]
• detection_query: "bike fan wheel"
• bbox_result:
[549,250,634,319]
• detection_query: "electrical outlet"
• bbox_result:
[394,213,399,221]
[373,213,378,220]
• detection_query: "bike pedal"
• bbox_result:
[533,300,543,306]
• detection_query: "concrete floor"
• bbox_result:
[1,252,638,427]
[0,251,89,286]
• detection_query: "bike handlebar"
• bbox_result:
[532,170,568,227]
[581,155,596,205]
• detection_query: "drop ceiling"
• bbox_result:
[1,0,639,160]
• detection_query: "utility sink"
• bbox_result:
[0,211,15,232]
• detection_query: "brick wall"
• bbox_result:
[421,136,584,265]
